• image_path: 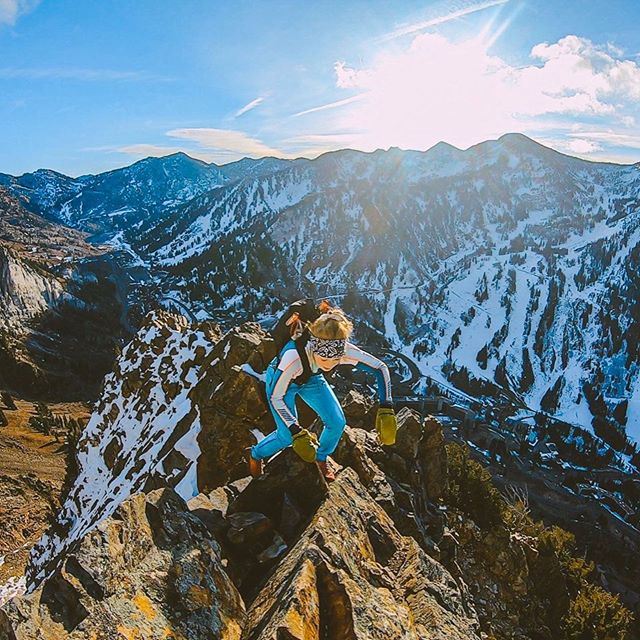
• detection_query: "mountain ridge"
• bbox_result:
[2,135,639,454]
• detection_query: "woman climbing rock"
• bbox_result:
[244,302,397,482]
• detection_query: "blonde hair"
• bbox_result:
[308,305,353,340]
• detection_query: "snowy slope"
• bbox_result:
[4,135,639,451]
[133,135,640,452]
[0,153,230,239]
[26,311,216,586]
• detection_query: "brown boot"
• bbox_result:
[243,447,263,478]
[316,458,336,482]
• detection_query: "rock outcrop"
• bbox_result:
[2,311,634,639]
[0,466,480,639]
[0,189,126,399]
[0,246,64,334]
[243,467,479,640]
[0,489,245,639]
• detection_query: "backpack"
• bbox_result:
[269,298,332,385]
[269,298,331,355]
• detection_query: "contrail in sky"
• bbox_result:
[380,0,510,41]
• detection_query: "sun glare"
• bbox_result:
[336,32,520,152]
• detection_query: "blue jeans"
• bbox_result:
[251,361,347,462]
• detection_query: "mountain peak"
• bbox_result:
[497,132,537,145]
[138,151,211,168]
[428,140,462,153]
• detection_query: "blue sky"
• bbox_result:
[2,0,640,176]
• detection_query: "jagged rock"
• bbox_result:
[194,324,276,491]
[1,391,17,410]
[23,310,220,585]
[342,389,373,428]
[279,492,303,540]
[242,468,480,639]
[205,323,275,379]
[214,366,269,419]
[227,512,274,546]
[214,450,329,597]
[419,414,448,501]
[207,486,231,515]
[0,488,245,639]
[227,477,252,499]
[395,406,423,460]
[333,421,446,552]
[187,491,228,538]
[255,533,288,564]
[227,450,328,543]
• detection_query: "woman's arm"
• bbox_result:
[342,343,393,405]
[269,349,304,428]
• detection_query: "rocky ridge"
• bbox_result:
[0,311,634,639]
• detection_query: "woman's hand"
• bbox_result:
[375,404,397,445]
[291,426,319,462]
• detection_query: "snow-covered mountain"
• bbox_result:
[0,153,318,245]
[0,152,229,239]
[124,135,640,455]
[3,135,640,454]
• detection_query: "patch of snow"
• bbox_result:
[0,576,26,608]
[240,362,266,382]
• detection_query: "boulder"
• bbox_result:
[0,489,245,639]
[395,406,423,460]
[341,389,374,428]
[188,491,228,538]
[242,468,480,639]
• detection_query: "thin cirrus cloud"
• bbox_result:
[298,32,640,157]
[115,129,287,164]
[379,0,510,42]
[566,131,640,150]
[0,0,40,26]
[116,144,188,158]
[167,128,284,158]
[234,97,265,118]
[291,94,366,118]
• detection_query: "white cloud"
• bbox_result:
[567,130,640,150]
[167,128,285,160]
[311,33,640,155]
[234,97,265,118]
[0,0,40,26]
[111,128,292,166]
[527,35,640,106]
[537,137,603,155]
[117,144,184,157]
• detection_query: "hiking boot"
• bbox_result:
[316,458,337,483]
[243,447,263,478]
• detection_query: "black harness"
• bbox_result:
[292,329,317,386]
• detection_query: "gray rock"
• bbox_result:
[0,488,245,639]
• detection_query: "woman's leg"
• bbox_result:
[251,365,298,460]
[297,375,346,461]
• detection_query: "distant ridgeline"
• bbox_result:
[2,133,640,455]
